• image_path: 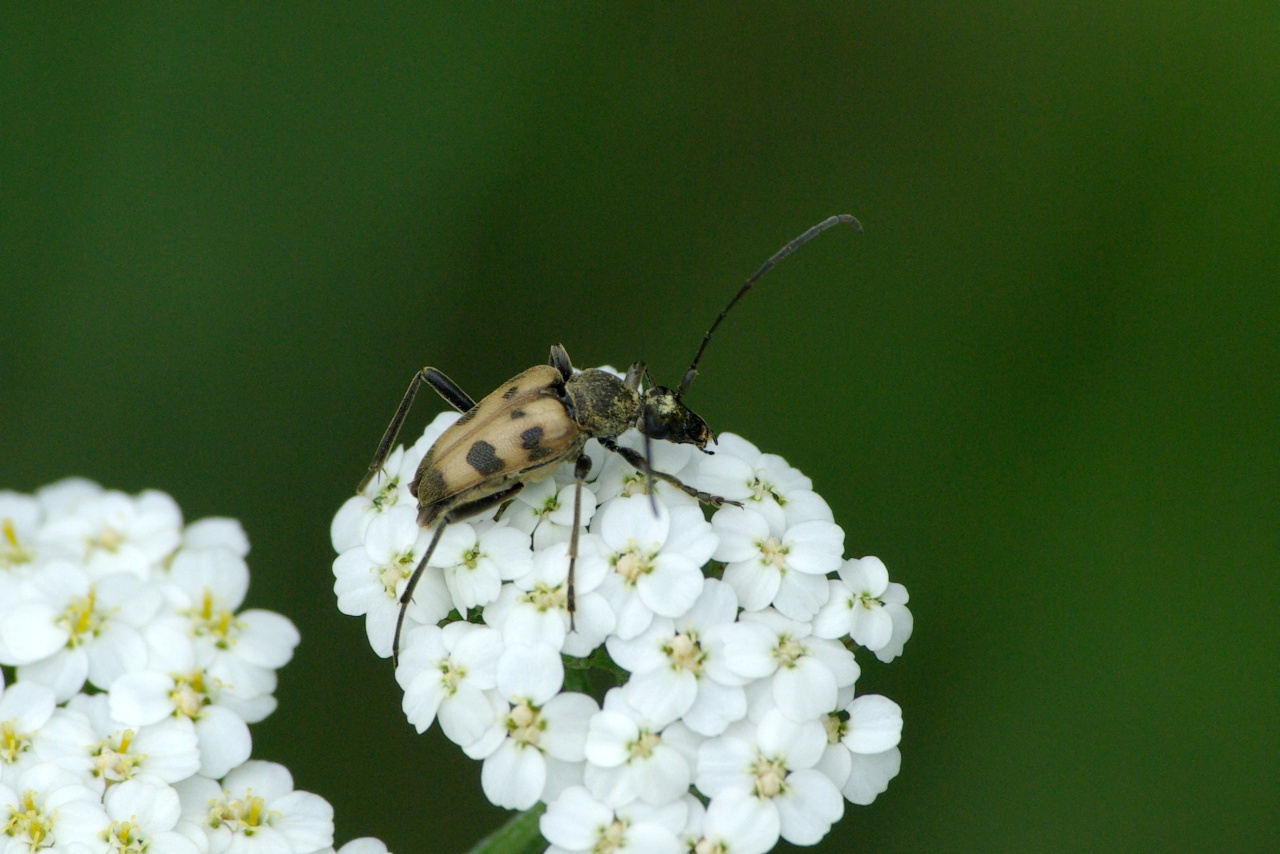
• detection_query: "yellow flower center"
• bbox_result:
[371,477,401,509]
[612,544,654,585]
[439,660,466,694]
[92,729,145,782]
[751,754,790,798]
[505,700,546,749]
[1,519,34,568]
[774,635,805,668]
[59,587,102,645]
[662,632,706,675]
[1,721,32,764]
[208,790,276,835]
[104,818,147,852]
[629,730,661,761]
[592,818,630,853]
[2,791,52,847]
[520,581,567,613]
[170,671,213,719]
[89,525,125,553]
[182,590,242,649]
[378,551,417,599]
[757,537,788,570]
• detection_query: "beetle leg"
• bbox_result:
[567,452,593,631]
[598,437,743,508]
[358,367,478,494]
[392,482,525,666]
[423,367,478,413]
[643,433,659,517]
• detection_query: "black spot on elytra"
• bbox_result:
[457,407,478,425]
[466,440,504,476]
[520,426,544,449]
[502,385,520,399]
[521,426,550,460]
[510,408,526,420]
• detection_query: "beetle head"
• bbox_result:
[638,386,713,451]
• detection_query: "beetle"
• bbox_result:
[358,214,861,664]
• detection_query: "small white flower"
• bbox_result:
[712,506,842,621]
[696,709,844,846]
[607,580,747,737]
[718,609,860,724]
[432,522,532,613]
[467,645,597,810]
[681,788,781,854]
[0,762,110,852]
[0,492,42,576]
[540,785,685,854]
[101,777,203,854]
[583,689,694,807]
[1,563,158,701]
[35,478,105,519]
[36,488,183,580]
[590,499,715,639]
[816,694,904,806]
[332,506,447,659]
[395,622,504,747]
[694,434,813,533]
[0,681,58,786]
[811,555,895,650]
[503,478,598,551]
[62,693,202,787]
[107,634,253,779]
[166,545,301,695]
[177,760,334,854]
[484,540,611,655]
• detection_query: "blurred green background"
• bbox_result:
[3,4,1276,852]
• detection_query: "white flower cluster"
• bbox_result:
[0,480,387,854]
[333,400,914,853]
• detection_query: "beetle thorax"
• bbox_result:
[564,369,640,439]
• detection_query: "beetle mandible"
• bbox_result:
[358,214,862,664]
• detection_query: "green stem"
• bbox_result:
[466,804,546,854]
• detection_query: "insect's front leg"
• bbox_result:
[358,367,478,494]
[598,437,742,508]
[566,452,592,631]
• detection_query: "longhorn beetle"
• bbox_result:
[358,214,861,664]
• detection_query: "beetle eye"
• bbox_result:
[641,405,674,440]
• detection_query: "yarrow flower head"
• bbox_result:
[332,369,914,852]
[0,482,391,854]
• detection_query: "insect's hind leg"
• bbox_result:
[598,437,742,508]
[391,482,525,666]
[358,367,478,494]
[423,368,477,414]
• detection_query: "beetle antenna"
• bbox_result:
[677,214,862,398]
